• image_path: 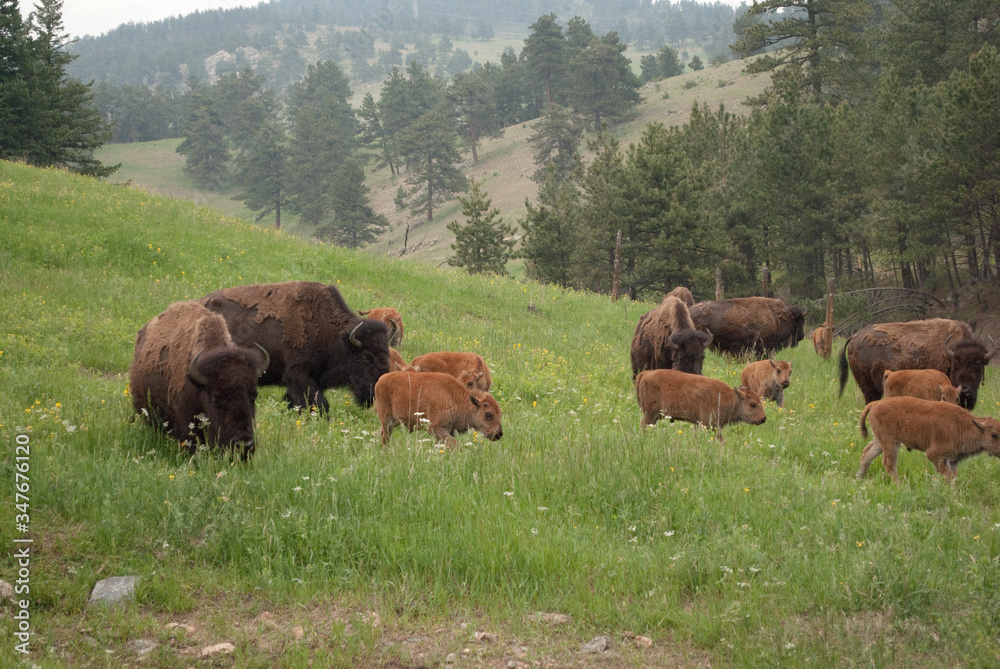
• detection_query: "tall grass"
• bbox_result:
[3,161,1000,667]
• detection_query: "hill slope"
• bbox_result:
[97,57,771,268]
[3,161,1000,667]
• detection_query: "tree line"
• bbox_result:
[518,0,1000,304]
[172,13,643,251]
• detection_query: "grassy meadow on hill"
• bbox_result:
[5,161,1000,667]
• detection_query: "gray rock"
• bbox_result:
[126,639,157,658]
[87,576,136,609]
[581,636,611,654]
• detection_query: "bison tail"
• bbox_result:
[837,340,850,398]
[859,402,873,439]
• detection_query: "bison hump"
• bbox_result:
[221,282,354,348]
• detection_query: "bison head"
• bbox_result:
[327,319,391,407]
[944,333,993,410]
[187,345,268,457]
[469,391,503,441]
[667,329,713,375]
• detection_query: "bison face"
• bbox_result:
[975,417,1000,457]
[947,338,989,410]
[188,349,266,457]
[668,330,711,375]
[787,306,806,347]
[326,320,391,407]
[470,393,503,441]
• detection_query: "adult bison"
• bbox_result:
[130,301,269,457]
[689,297,806,358]
[631,295,713,378]
[200,281,391,412]
[838,318,994,410]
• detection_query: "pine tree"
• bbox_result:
[448,178,516,275]
[523,13,566,106]
[0,0,114,175]
[447,70,502,166]
[231,117,287,229]
[176,90,230,189]
[528,103,584,184]
[520,166,581,286]
[316,158,389,248]
[398,110,467,222]
[565,29,641,127]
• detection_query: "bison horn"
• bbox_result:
[349,322,364,348]
[704,329,713,347]
[944,332,956,358]
[667,332,681,349]
[387,321,398,342]
[254,343,270,376]
[188,349,210,386]
[985,335,996,362]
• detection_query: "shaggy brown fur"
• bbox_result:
[689,297,806,358]
[857,396,1000,482]
[882,369,961,404]
[631,296,711,377]
[740,359,792,408]
[131,301,234,404]
[219,281,356,348]
[665,286,695,308]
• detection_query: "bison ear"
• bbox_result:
[469,395,481,408]
[734,385,748,400]
[769,358,778,370]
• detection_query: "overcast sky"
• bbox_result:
[58,0,748,40]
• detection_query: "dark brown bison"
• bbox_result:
[374,371,503,448]
[359,307,404,346]
[689,297,806,358]
[838,318,993,410]
[200,281,391,412]
[857,396,1000,483]
[130,301,269,457]
[631,295,713,378]
[635,369,766,442]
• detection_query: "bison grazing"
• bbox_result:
[631,295,713,378]
[635,369,766,442]
[374,371,503,447]
[882,369,961,404]
[408,351,493,392]
[857,396,1000,483]
[200,281,391,412]
[838,318,993,410]
[689,297,806,358]
[130,301,269,457]
[740,359,792,408]
[359,307,404,346]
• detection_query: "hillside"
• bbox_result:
[96,57,771,267]
[4,161,1000,667]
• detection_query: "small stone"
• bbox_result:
[127,639,157,658]
[0,580,14,600]
[581,636,611,654]
[87,576,136,609]
[531,612,571,625]
[199,642,235,657]
[292,626,304,640]
[445,653,458,664]
[165,623,196,634]
[634,635,654,648]
[475,632,496,643]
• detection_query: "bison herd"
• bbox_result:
[129,280,998,484]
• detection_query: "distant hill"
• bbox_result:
[96,56,770,268]
[68,0,743,91]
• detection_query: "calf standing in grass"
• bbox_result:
[408,351,492,391]
[882,369,962,404]
[740,359,792,408]
[375,371,503,448]
[857,396,1000,483]
[635,369,766,442]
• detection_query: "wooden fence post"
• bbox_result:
[823,277,835,359]
[611,229,622,301]
[715,267,723,301]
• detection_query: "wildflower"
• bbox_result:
[664,531,675,537]
[504,491,513,497]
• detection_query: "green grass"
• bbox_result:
[4,161,1000,667]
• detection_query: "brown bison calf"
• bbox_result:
[882,369,961,404]
[375,371,503,448]
[635,369,766,442]
[389,347,410,372]
[408,351,492,392]
[857,396,1000,483]
[740,359,792,408]
[359,307,404,346]
[811,326,830,358]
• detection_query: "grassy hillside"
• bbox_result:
[96,57,771,268]
[5,161,1000,668]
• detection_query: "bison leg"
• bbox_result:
[879,440,902,483]
[282,368,328,413]
[925,446,959,483]
[856,439,883,479]
[775,388,785,409]
[380,415,398,446]
[432,426,459,449]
